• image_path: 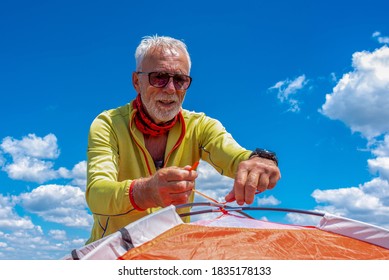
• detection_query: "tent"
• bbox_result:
[64,203,389,260]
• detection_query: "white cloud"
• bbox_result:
[371,134,389,157]
[379,37,389,44]
[17,184,92,228]
[313,187,381,211]
[372,31,389,44]
[0,134,86,187]
[69,161,87,190]
[269,74,308,112]
[361,177,389,205]
[0,193,89,259]
[49,229,67,241]
[0,194,35,230]
[257,195,281,206]
[1,134,60,160]
[311,180,389,229]
[0,134,89,259]
[3,157,62,183]
[317,44,389,230]
[0,184,90,259]
[286,212,323,226]
[0,152,5,167]
[368,157,389,181]
[0,225,86,260]
[195,160,233,203]
[311,187,389,229]
[320,45,389,139]
[0,134,62,183]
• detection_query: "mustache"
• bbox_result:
[155,94,180,102]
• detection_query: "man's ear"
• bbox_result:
[132,72,141,93]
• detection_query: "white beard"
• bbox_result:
[141,93,182,123]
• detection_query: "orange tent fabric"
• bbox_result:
[63,206,389,260]
[119,224,389,260]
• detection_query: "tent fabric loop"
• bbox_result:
[119,228,134,251]
[70,249,80,260]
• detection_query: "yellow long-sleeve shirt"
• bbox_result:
[86,101,251,243]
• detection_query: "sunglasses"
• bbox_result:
[137,71,192,90]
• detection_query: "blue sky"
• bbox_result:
[1,0,389,260]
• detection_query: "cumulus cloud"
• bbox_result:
[298,124,389,227]
[286,212,323,226]
[320,46,389,139]
[269,74,308,112]
[3,157,62,183]
[1,134,62,183]
[195,160,233,203]
[287,178,389,228]
[0,152,5,167]
[17,184,92,228]
[0,133,89,259]
[372,31,389,44]
[361,178,389,207]
[311,180,389,229]
[0,192,89,260]
[49,229,67,241]
[257,195,281,206]
[313,187,383,213]
[0,184,91,259]
[368,157,389,181]
[0,134,87,188]
[0,194,35,230]
[312,45,389,230]
[69,161,87,190]
[0,224,87,260]
[1,134,60,160]
[371,135,389,157]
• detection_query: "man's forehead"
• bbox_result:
[142,46,189,72]
[147,45,182,59]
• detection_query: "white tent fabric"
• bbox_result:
[63,206,182,260]
[318,213,389,249]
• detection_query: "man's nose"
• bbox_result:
[164,77,176,93]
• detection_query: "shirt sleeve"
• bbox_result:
[85,112,134,216]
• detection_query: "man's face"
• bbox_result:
[133,47,190,124]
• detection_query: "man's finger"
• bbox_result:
[257,174,270,193]
[234,168,248,205]
[244,171,259,204]
[162,180,195,194]
[170,190,192,205]
[224,190,235,202]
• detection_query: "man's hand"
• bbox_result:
[225,157,281,205]
[132,165,198,209]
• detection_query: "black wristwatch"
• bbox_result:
[249,148,278,166]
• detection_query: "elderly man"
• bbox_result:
[85,35,281,243]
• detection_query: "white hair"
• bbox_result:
[134,35,191,72]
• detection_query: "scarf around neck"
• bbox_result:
[132,94,180,136]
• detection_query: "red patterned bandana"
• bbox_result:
[132,94,180,136]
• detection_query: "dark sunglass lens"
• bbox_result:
[149,72,170,87]
[173,75,190,89]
